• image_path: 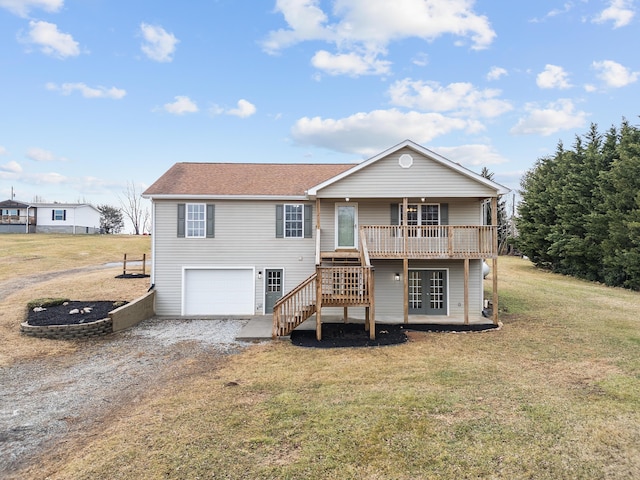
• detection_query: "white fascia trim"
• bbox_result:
[306,139,511,197]
[142,194,309,201]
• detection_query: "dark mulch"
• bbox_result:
[27,301,122,326]
[114,273,150,279]
[290,322,500,348]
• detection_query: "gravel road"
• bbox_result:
[0,318,250,477]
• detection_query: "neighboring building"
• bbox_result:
[0,200,35,233]
[143,140,510,339]
[0,200,100,234]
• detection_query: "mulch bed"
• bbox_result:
[27,301,122,326]
[290,322,499,348]
[115,273,150,279]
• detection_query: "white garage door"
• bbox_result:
[183,268,254,315]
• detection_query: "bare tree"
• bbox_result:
[119,181,148,235]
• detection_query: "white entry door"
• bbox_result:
[335,203,358,249]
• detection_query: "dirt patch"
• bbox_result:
[0,317,250,478]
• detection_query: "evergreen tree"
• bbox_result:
[518,119,640,290]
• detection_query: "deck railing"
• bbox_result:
[272,265,374,338]
[1,215,36,225]
[360,225,496,259]
[272,272,317,338]
[317,266,373,306]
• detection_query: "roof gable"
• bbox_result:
[307,140,509,196]
[143,163,354,198]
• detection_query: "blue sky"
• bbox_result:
[1,0,638,229]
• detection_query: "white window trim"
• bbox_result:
[186,203,206,238]
[283,203,304,239]
[53,209,65,221]
[400,203,440,226]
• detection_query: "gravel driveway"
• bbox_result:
[0,317,250,477]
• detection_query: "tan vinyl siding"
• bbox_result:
[317,147,496,198]
[153,200,316,316]
[370,259,483,319]
[318,199,483,252]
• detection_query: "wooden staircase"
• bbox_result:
[272,272,318,338]
[272,239,375,339]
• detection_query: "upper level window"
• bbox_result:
[284,204,303,238]
[3,209,19,216]
[53,209,66,221]
[186,203,205,238]
[400,204,440,226]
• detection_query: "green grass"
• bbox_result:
[31,257,640,479]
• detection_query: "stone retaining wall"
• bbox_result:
[20,317,113,339]
[20,290,155,340]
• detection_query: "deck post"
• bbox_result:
[316,267,322,340]
[402,198,409,324]
[343,307,348,323]
[491,197,499,325]
[369,267,376,339]
[464,258,469,325]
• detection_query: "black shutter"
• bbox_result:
[275,204,283,238]
[304,204,312,238]
[390,204,399,225]
[63,210,66,221]
[440,203,449,225]
[206,204,215,238]
[51,210,55,221]
[177,204,185,237]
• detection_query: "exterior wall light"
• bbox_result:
[394,273,401,282]
[258,271,262,279]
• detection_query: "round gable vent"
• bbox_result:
[399,153,413,168]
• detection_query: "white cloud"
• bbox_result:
[530,3,574,23]
[210,99,257,118]
[263,0,496,76]
[0,0,63,17]
[163,96,199,115]
[487,66,507,81]
[227,99,257,118]
[311,50,391,76]
[291,109,474,156]
[23,20,80,59]
[388,79,512,118]
[433,144,508,166]
[412,52,429,67]
[536,64,572,89]
[0,160,23,173]
[46,82,126,99]
[26,147,57,162]
[593,0,635,28]
[592,60,639,87]
[510,99,588,136]
[140,23,179,62]
[0,145,8,155]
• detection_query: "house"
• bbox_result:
[0,200,35,233]
[0,200,101,234]
[142,140,510,340]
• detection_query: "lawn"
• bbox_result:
[0,234,151,365]
[36,256,640,479]
[0,233,151,282]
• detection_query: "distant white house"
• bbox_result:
[0,199,101,234]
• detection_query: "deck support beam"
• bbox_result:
[464,258,469,325]
[402,197,409,324]
[316,268,322,341]
[491,196,499,325]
